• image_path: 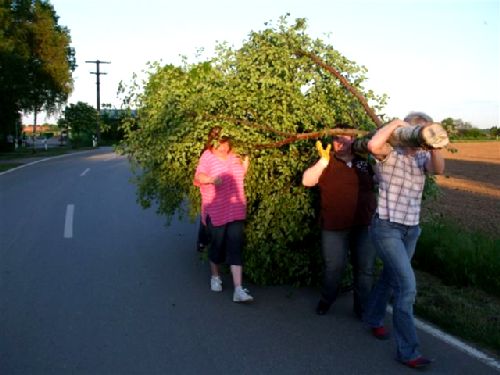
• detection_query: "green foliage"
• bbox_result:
[118,16,386,285]
[422,174,441,201]
[440,117,457,137]
[99,108,126,143]
[490,126,499,138]
[415,215,500,298]
[63,101,97,147]
[441,117,494,140]
[0,0,75,149]
[456,128,486,139]
[69,132,92,148]
[0,162,22,172]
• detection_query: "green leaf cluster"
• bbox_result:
[118,16,387,285]
[0,0,75,147]
[58,101,97,147]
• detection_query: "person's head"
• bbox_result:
[402,112,433,153]
[208,126,222,140]
[213,135,232,155]
[332,122,354,156]
[332,135,354,156]
[203,126,223,151]
[404,112,433,126]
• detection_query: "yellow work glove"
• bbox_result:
[316,140,331,167]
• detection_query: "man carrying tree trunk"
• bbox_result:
[302,127,377,319]
[362,112,445,369]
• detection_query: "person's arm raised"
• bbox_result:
[367,119,407,159]
[302,141,331,187]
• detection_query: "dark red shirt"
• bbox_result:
[318,155,376,230]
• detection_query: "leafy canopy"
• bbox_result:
[62,101,96,135]
[0,0,75,145]
[119,16,387,285]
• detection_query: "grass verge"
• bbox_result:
[0,162,23,172]
[413,215,500,357]
[0,147,72,160]
[415,269,500,357]
[415,216,500,298]
[0,147,96,173]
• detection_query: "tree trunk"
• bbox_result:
[32,110,37,153]
[352,123,449,155]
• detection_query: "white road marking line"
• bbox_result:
[0,150,96,176]
[64,204,75,239]
[0,157,52,176]
[386,306,500,371]
[80,168,90,176]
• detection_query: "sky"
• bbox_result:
[25,0,500,129]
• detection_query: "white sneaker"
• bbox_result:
[233,286,254,303]
[210,276,222,292]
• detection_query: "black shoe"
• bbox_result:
[316,300,331,315]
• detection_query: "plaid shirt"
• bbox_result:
[375,148,430,226]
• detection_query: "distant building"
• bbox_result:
[21,125,54,134]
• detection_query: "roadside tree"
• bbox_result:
[0,0,75,150]
[441,117,457,138]
[63,102,97,148]
[489,126,499,139]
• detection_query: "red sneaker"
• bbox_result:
[371,326,390,340]
[403,356,433,369]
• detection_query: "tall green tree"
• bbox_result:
[0,0,75,149]
[441,117,456,137]
[119,16,387,285]
[490,126,499,139]
[62,101,96,147]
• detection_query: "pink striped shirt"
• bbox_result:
[195,150,247,226]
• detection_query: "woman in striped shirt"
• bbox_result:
[194,132,254,303]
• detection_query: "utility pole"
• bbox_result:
[85,59,110,144]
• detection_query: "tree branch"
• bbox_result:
[296,49,384,128]
[203,114,367,150]
[253,128,366,149]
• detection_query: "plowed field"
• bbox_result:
[422,141,500,236]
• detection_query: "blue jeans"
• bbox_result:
[320,226,376,316]
[364,216,422,361]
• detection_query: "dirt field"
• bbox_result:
[422,141,500,236]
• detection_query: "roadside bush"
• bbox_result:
[70,133,92,148]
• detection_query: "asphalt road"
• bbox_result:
[1,148,498,374]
